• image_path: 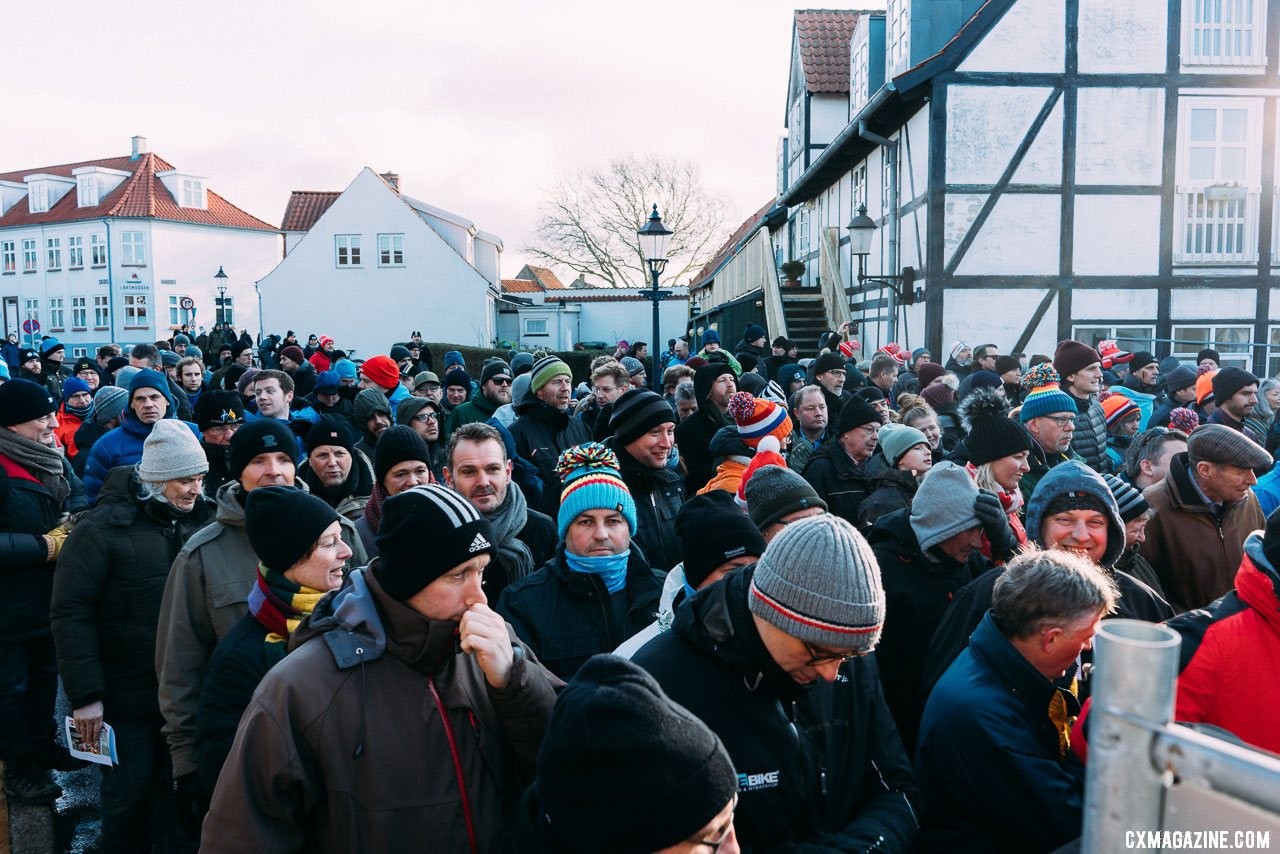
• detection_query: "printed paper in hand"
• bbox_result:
[64,716,118,766]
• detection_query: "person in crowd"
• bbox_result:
[352,386,393,460]
[801,396,880,526]
[1207,366,1264,444]
[697,329,743,375]
[397,395,446,480]
[510,356,592,516]
[298,415,372,520]
[701,392,793,498]
[672,379,699,423]
[73,386,129,478]
[37,337,70,403]
[155,420,364,829]
[759,336,793,380]
[660,363,696,405]
[1150,364,1198,428]
[922,378,961,451]
[786,384,827,473]
[618,356,646,390]
[300,369,352,421]
[674,363,738,494]
[776,363,806,400]
[897,394,943,463]
[0,380,89,804]
[1052,340,1110,474]
[867,353,900,408]
[868,462,1007,751]
[516,653,740,853]
[443,422,556,602]
[889,347,931,399]
[915,548,1117,853]
[733,323,768,365]
[133,343,195,422]
[1,331,20,374]
[441,367,471,417]
[1245,377,1278,453]
[445,358,512,439]
[71,356,101,391]
[578,360,629,439]
[1121,425,1189,490]
[251,369,316,443]
[276,345,317,400]
[1141,423,1269,612]
[994,355,1024,405]
[194,488,349,794]
[192,391,245,498]
[1017,363,1085,501]
[1101,473,1165,599]
[355,424,437,557]
[1100,392,1142,471]
[633,513,920,850]
[811,351,854,418]
[858,424,932,528]
[1110,351,1159,427]
[53,376,94,463]
[84,370,201,503]
[856,385,893,424]
[608,389,684,572]
[745,463,828,541]
[497,444,664,680]
[358,353,411,410]
[957,388,1034,555]
[52,421,214,848]
[201,484,559,851]
[411,369,443,403]
[944,340,973,377]
[16,347,44,388]
[1193,367,1218,424]
[176,356,206,414]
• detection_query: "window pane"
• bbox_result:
[1173,326,1210,345]
[1189,148,1216,181]
[1190,108,1217,141]
[1115,328,1155,352]
[1217,326,1251,346]
[1219,147,1246,181]
[1221,108,1248,142]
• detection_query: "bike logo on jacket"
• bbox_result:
[738,770,781,791]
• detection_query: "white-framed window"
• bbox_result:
[335,235,361,267]
[1172,324,1254,371]
[524,318,548,336]
[849,17,872,115]
[1268,326,1280,378]
[93,295,110,328]
[77,175,98,207]
[1072,325,1156,355]
[123,294,148,328]
[71,296,87,329]
[1182,0,1267,68]
[28,183,48,213]
[1175,96,1263,263]
[46,237,61,271]
[24,299,39,327]
[121,231,146,265]
[168,294,193,327]
[852,162,869,214]
[378,233,404,266]
[1,241,14,274]
[180,178,204,208]
[90,233,107,266]
[887,0,911,76]
[71,347,87,359]
[22,239,37,272]
[48,298,64,330]
[215,295,234,326]
[67,235,83,268]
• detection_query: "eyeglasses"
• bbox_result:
[1041,415,1076,427]
[412,412,439,423]
[489,377,512,386]
[687,794,737,850]
[205,423,241,436]
[802,641,863,668]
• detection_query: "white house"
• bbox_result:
[0,136,280,357]
[261,168,500,358]
[773,0,1280,374]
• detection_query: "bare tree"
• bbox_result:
[526,155,732,288]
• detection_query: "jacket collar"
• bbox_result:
[969,612,1079,719]
[1237,533,1280,629]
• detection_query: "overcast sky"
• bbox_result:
[3,0,881,282]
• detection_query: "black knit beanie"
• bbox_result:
[373,425,432,485]
[245,486,341,574]
[0,379,57,426]
[530,654,737,854]
[610,389,675,448]
[1042,491,1110,520]
[374,484,496,600]
[194,390,245,431]
[306,415,356,454]
[960,388,1034,466]
[836,396,881,435]
[227,419,299,481]
[677,492,766,588]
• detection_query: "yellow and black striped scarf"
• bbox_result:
[247,564,325,665]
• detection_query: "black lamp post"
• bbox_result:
[638,204,673,393]
[846,205,916,341]
[213,265,228,328]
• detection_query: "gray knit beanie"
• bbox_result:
[745,464,827,531]
[910,461,980,552]
[138,420,208,483]
[114,365,142,389]
[91,386,129,426]
[748,514,884,652]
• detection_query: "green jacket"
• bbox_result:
[443,392,500,441]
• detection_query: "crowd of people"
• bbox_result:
[2,319,1278,852]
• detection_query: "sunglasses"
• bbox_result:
[489,377,512,386]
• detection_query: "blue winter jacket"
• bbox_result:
[83,407,200,503]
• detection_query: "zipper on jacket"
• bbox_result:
[428,676,478,854]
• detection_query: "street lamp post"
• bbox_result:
[846,204,916,343]
[213,265,228,330]
[637,204,673,393]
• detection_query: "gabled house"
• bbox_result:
[0,136,280,354]
[259,168,500,357]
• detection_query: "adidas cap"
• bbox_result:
[373,484,498,600]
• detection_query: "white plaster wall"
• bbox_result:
[899,207,926,271]
[809,94,850,145]
[1078,0,1168,74]
[942,288,1059,356]
[573,299,689,349]
[959,0,1065,73]
[1170,288,1257,319]
[1072,288,1159,318]
[946,86,1057,185]
[1012,100,1063,185]
[952,194,1061,275]
[1076,88,1164,185]
[1072,196,1161,275]
[904,108,930,200]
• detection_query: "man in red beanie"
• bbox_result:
[359,354,410,412]
[1053,340,1110,475]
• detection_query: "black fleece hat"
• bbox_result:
[0,379,57,426]
[231,341,252,359]
[373,425,432,485]
[245,486,341,574]
[1162,365,1198,394]
[228,419,299,481]
[836,396,881,435]
[677,492,766,588]
[1212,367,1258,404]
[610,389,675,448]
[813,352,846,376]
[193,390,245,431]
[374,484,496,600]
[306,415,356,454]
[531,654,737,854]
[1197,348,1221,365]
[692,363,735,406]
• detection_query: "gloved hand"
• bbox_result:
[974,489,1018,561]
[173,772,208,834]
[44,523,71,562]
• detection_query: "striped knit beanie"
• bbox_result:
[374,484,496,600]
[1019,364,1078,423]
[1099,392,1140,429]
[531,356,572,392]
[555,443,637,538]
[610,389,674,448]
[748,513,885,653]
[1102,474,1149,523]
[726,391,793,448]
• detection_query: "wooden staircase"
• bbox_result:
[780,287,830,358]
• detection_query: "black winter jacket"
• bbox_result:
[1068,390,1110,473]
[616,446,684,572]
[509,395,591,517]
[51,467,215,719]
[632,567,920,852]
[674,407,727,495]
[71,420,110,478]
[496,546,664,680]
[194,612,273,796]
[801,439,872,528]
[858,456,918,530]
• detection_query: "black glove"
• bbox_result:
[973,489,1018,561]
[173,771,208,835]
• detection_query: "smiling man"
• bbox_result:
[610,389,684,571]
[509,356,591,516]
[632,513,919,851]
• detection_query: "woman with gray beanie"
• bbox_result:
[51,420,214,848]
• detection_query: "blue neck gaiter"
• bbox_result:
[564,549,631,594]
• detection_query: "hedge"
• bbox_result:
[425,343,611,384]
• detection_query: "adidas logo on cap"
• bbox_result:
[468,533,491,553]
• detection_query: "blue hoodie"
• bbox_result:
[1024,460,1125,568]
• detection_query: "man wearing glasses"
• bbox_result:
[634,513,919,851]
[444,359,512,441]
[1017,367,1085,503]
[397,396,446,482]
[800,397,882,529]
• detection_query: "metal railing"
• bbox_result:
[1183,0,1266,66]
[1174,188,1259,264]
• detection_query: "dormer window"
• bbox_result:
[29,182,48,213]
[181,178,204,208]
[77,175,99,207]
[887,0,911,77]
[157,169,207,209]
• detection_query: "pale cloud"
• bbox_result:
[2,0,882,280]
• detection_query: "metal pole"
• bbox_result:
[650,265,661,393]
[1080,619,1181,852]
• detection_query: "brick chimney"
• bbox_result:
[130,136,148,160]
[380,172,400,192]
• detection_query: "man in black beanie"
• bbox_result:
[516,654,740,852]
[299,415,373,520]
[610,388,684,571]
[1151,364,1199,428]
[1208,366,1263,444]
[800,396,881,528]
[675,363,737,494]
[202,484,559,851]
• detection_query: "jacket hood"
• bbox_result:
[1025,460,1124,567]
[1239,532,1280,623]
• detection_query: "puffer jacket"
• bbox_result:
[1066,389,1110,474]
[200,566,559,854]
[615,445,684,572]
[509,394,591,517]
[155,479,366,778]
[83,405,201,503]
[858,455,919,530]
[801,438,872,527]
[51,467,215,720]
[632,567,920,851]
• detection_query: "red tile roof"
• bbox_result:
[794,9,862,93]
[501,278,543,294]
[0,153,276,232]
[692,199,778,288]
[518,265,566,290]
[281,191,341,232]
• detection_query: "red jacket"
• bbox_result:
[1171,533,1280,754]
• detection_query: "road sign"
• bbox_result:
[22,319,39,334]
[179,297,195,311]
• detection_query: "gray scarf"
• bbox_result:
[0,428,70,507]
[483,484,534,582]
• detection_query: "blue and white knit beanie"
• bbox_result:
[555,443,637,539]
